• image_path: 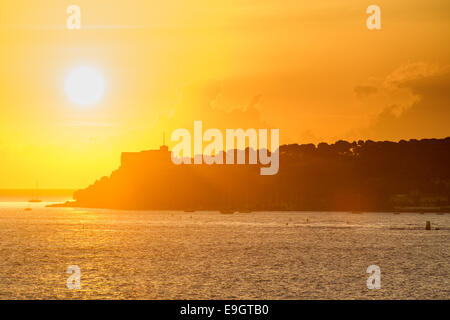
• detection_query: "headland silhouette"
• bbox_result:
[51,137,450,212]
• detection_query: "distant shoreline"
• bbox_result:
[0,189,75,203]
[0,189,75,197]
[46,201,450,214]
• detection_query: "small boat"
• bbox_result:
[28,199,42,203]
[220,210,235,214]
[24,208,32,211]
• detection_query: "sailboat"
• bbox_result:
[28,182,42,203]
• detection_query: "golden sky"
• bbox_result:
[1,0,450,188]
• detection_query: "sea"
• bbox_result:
[0,198,449,299]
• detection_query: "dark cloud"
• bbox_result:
[366,68,450,140]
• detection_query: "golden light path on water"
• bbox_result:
[0,202,449,299]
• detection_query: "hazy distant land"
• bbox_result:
[0,189,74,202]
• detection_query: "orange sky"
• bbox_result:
[1,0,450,188]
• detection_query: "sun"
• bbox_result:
[65,67,106,106]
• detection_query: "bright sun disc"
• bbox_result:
[65,67,105,106]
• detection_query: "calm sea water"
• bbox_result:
[0,201,449,299]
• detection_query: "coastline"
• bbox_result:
[46,201,450,214]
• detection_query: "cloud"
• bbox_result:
[362,63,450,140]
[162,80,269,131]
[383,62,445,87]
